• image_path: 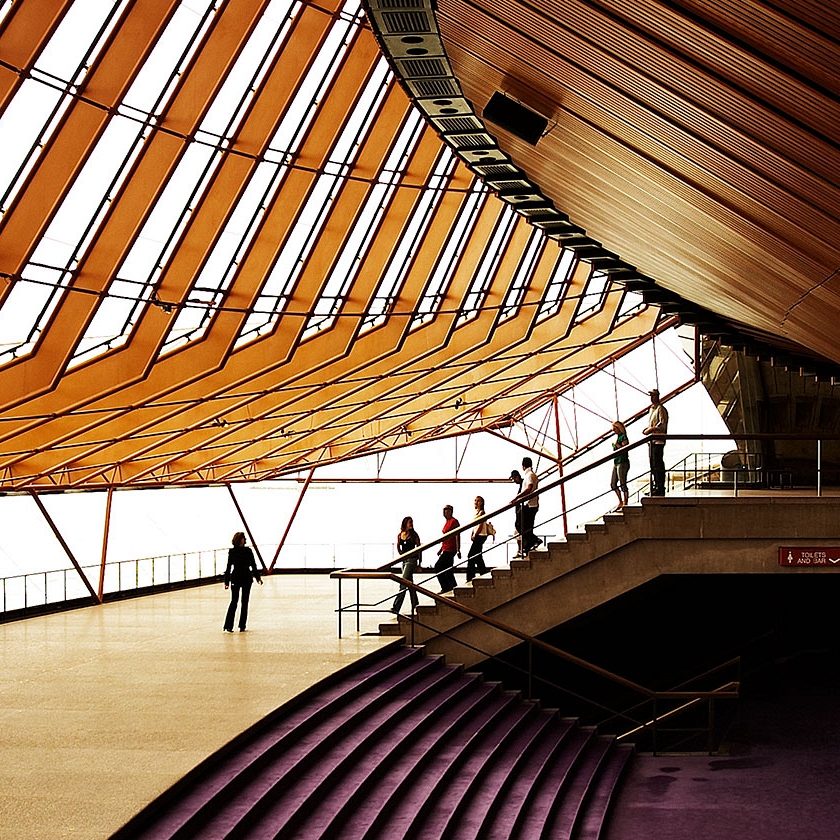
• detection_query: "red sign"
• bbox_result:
[779,547,840,567]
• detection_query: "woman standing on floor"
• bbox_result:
[391,516,421,614]
[223,531,263,632]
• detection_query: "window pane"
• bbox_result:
[35,0,128,82]
[122,0,218,114]
[0,80,64,212]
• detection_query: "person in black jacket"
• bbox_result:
[223,531,263,632]
[391,516,421,614]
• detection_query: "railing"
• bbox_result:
[330,432,840,628]
[354,432,840,584]
[0,549,229,616]
[0,541,394,618]
[332,571,739,754]
[665,433,840,496]
[334,435,654,594]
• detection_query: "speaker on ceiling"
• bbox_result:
[482,92,548,146]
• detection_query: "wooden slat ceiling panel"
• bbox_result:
[493,0,840,146]
[435,0,840,366]
[443,0,840,206]
[759,0,840,37]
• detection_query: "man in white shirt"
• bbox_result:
[643,388,669,496]
[512,457,540,554]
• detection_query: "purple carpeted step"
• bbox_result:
[119,645,430,840]
[327,677,506,839]
[364,689,523,840]
[543,734,614,840]
[436,706,561,840]
[289,670,491,839]
[194,655,468,839]
[573,743,634,840]
[232,665,491,838]
[508,726,597,839]
[411,700,539,838]
[482,715,579,840]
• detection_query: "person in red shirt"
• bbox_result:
[434,504,460,594]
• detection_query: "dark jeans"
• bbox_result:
[434,551,457,593]
[466,535,488,581]
[649,441,666,496]
[392,557,419,612]
[224,581,252,630]
[521,505,539,552]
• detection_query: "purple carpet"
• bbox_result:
[605,659,840,840]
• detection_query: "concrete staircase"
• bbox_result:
[383,496,840,666]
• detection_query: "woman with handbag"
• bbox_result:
[466,496,494,582]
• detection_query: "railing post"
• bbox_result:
[337,577,343,639]
[652,697,658,755]
[527,640,533,701]
[817,439,822,497]
[708,697,716,754]
[356,578,361,634]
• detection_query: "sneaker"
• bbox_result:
[223,628,233,633]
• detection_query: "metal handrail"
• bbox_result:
[371,432,840,574]
[331,570,740,751]
[0,539,399,617]
[329,430,840,748]
[370,436,654,571]
[0,550,228,616]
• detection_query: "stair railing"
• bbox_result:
[354,432,840,596]
[357,436,653,587]
[331,569,739,753]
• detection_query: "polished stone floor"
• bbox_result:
[0,574,395,840]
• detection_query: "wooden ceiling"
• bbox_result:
[429,0,840,367]
[0,0,665,492]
